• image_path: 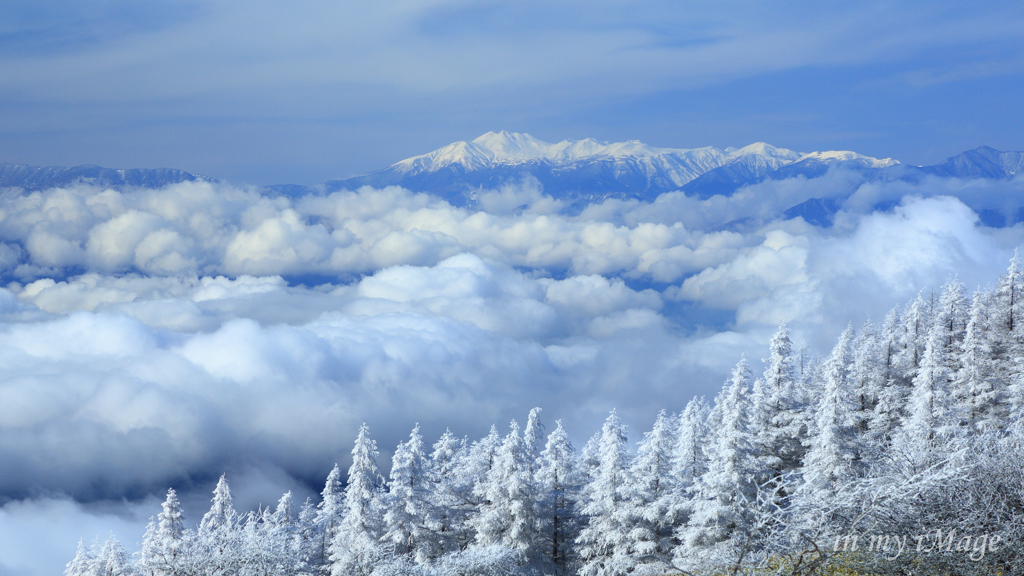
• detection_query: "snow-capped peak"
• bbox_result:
[384,133,900,188]
[729,142,801,161]
[798,150,899,168]
[471,131,553,163]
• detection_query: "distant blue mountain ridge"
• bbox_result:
[4,134,1023,227]
[0,162,210,191]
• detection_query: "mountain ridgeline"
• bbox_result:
[6,133,1024,227]
[323,132,1022,205]
[0,163,210,191]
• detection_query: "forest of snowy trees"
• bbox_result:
[67,258,1024,576]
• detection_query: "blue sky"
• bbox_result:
[1,0,1023,185]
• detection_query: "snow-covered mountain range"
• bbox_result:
[3,133,1023,227]
[323,131,901,204]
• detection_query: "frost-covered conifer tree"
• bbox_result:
[536,420,581,575]
[294,498,319,569]
[314,465,344,566]
[237,512,269,576]
[671,397,709,488]
[994,253,1024,345]
[576,410,633,576]
[899,290,934,377]
[956,290,1002,431]
[427,429,472,555]
[755,325,805,476]
[677,359,761,566]
[65,539,96,576]
[871,308,911,446]
[274,491,295,525]
[266,492,303,575]
[985,254,1024,400]
[897,322,956,470]
[200,475,235,534]
[98,535,133,576]
[622,409,676,571]
[524,407,545,474]
[934,279,969,380]
[196,475,239,574]
[471,419,541,557]
[139,488,185,576]
[800,327,863,504]
[382,424,433,562]
[577,431,602,488]
[329,423,384,576]
[463,425,502,503]
[850,320,884,435]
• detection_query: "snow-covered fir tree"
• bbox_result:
[620,409,677,574]
[799,326,863,505]
[897,320,956,470]
[65,540,96,576]
[382,424,433,562]
[523,407,545,474]
[138,488,185,576]
[314,464,344,567]
[329,423,384,576]
[427,428,473,555]
[471,419,541,557]
[576,410,633,576]
[98,535,133,576]
[536,420,581,575]
[677,359,762,567]
[754,325,805,477]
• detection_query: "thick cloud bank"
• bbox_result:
[1,174,1023,576]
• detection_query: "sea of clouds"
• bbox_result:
[1,170,1023,575]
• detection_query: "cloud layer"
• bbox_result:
[2,175,1024,576]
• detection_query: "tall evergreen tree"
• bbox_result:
[200,475,235,534]
[955,289,1003,431]
[576,410,633,576]
[991,254,1024,385]
[536,420,581,575]
[678,359,761,566]
[314,464,345,566]
[273,491,295,525]
[899,290,934,378]
[428,429,472,555]
[755,325,805,476]
[98,535,133,576]
[850,320,884,435]
[623,410,676,571]
[65,539,96,576]
[329,423,384,576]
[897,322,956,470]
[800,327,862,503]
[871,307,911,446]
[197,475,238,573]
[463,425,502,505]
[471,419,541,557]
[139,488,185,576]
[671,397,710,488]
[382,424,433,562]
[524,407,545,474]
